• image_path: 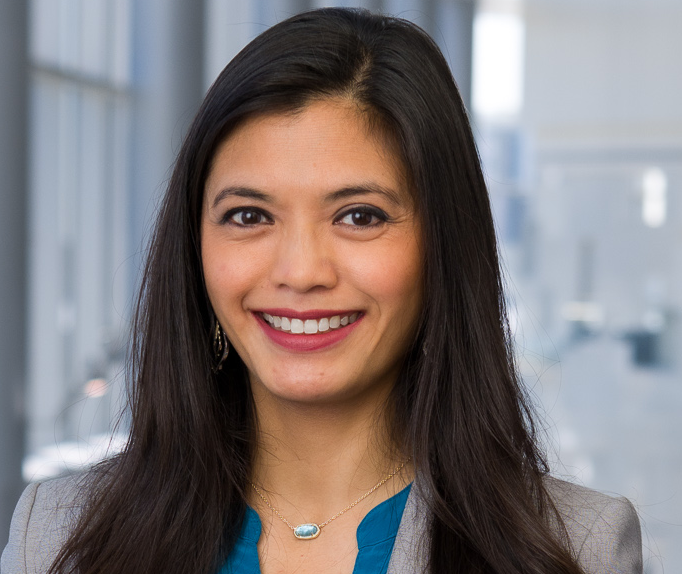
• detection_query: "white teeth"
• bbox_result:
[304,320,318,334]
[261,312,360,335]
[290,318,304,334]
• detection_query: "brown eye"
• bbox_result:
[228,209,267,226]
[350,211,374,226]
[337,207,387,227]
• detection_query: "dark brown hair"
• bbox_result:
[52,8,584,574]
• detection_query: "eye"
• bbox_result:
[336,207,388,227]
[223,208,271,226]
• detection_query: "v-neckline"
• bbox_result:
[221,483,413,574]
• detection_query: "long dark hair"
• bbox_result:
[52,8,584,574]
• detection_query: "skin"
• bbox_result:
[201,99,422,573]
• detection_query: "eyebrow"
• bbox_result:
[324,184,403,206]
[211,183,403,209]
[211,187,271,208]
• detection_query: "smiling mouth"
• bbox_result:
[260,312,360,335]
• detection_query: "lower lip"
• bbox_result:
[254,313,363,352]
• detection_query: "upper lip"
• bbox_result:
[253,308,361,321]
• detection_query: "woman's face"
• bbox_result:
[201,99,422,406]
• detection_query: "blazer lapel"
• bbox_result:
[387,483,428,574]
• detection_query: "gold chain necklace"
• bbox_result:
[250,459,409,540]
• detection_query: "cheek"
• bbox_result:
[201,236,270,313]
[343,234,422,316]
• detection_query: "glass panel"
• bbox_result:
[476,1,682,570]
[27,77,66,453]
[30,0,60,65]
[26,0,133,480]
[58,0,81,71]
[110,0,132,85]
[80,0,108,77]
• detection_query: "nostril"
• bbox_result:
[270,250,337,291]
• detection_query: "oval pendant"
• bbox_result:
[293,523,321,540]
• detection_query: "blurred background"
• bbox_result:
[0,0,680,570]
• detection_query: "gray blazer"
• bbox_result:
[2,474,642,574]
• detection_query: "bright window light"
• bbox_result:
[472,12,525,119]
[642,167,667,228]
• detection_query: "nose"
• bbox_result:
[270,225,338,292]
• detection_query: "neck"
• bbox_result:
[249,384,411,522]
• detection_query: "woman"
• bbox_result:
[2,8,641,574]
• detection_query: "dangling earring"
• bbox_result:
[212,319,230,373]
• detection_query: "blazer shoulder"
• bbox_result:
[544,476,643,574]
[1,474,86,574]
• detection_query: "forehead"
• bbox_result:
[204,99,410,202]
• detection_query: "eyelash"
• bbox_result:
[220,207,273,227]
[334,206,390,228]
[220,205,390,228]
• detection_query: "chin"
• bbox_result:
[250,368,361,405]
[262,378,340,402]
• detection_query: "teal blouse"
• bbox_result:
[219,483,412,574]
